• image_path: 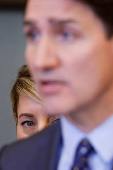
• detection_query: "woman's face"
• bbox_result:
[17,93,48,139]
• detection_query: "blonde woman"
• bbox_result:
[11,65,59,139]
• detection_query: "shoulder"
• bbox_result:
[0,120,61,169]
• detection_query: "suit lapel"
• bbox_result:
[27,120,62,170]
[44,120,62,170]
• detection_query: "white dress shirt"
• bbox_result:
[58,115,113,170]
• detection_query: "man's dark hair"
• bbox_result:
[76,0,113,38]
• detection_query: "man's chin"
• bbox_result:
[44,108,62,117]
[42,94,77,116]
[43,105,71,117]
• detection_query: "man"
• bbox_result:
[1,0,113,169]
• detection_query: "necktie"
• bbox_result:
[71,139,94,170]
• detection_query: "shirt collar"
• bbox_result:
[88,115,113,162]
[60,114,113,164]
[60,116,85,164]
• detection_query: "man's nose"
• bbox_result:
[33,36,59,71]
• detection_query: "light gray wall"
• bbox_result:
[0,10,26,147]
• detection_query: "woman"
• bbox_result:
[11,65,59,139]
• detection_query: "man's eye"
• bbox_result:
[61,32,74,40]
[26,31,40,41]
[21,121,34,127]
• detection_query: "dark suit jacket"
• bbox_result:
[0,121,62,170]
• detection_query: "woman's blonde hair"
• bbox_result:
[11,65,42,121]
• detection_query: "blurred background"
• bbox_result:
[0,0,26,147]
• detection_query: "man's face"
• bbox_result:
[25,0,113,116]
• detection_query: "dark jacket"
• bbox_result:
[0,121,61,170]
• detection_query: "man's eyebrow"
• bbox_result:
[48,19,76,25]
[23,20,36,28]
[23,19,76,27]
[19,113,34,118]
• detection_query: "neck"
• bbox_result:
[65,86,113,133]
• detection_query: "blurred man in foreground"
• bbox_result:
[1,0,113,169]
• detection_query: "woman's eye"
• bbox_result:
[21,121,35,127]
[52,119,59,124]
[49,118,60,125]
